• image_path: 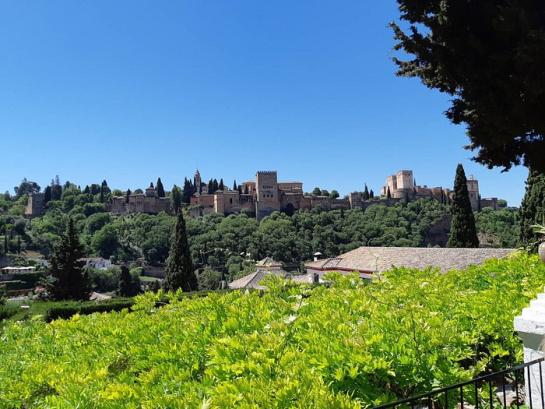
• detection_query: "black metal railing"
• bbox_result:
[374,358,545,409]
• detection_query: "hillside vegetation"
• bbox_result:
[0,253,541,408]
[1,184,519,280]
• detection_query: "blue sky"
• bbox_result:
[0,1,527,205]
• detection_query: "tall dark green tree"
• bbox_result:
[386,187,391,200]
[125,189,131,203]
[369,189,374,199]
[213,179,219,192]
[218,179,224,191]
[392,0,545,172]
[207,179,214,194]
[363,184,370,201]
[46,218,90,300]
[182,178,193,204]
[447,164,479,248]
[519,170,545,245]
[164,212,197,292]
[233,180,237,191]
[156,178,165,198]
[118,265,140,297]
[44,185,52,204]
[171,185,183,214]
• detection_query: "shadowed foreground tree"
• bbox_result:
[520,170,545,245]
[448,165,479,248]
[118,265,140,297]
[392,1,545,172]
[164,212,198,292]
[47,218,90,300]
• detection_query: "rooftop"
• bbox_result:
[305,247,516,274]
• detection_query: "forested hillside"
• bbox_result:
[0,180,519,281]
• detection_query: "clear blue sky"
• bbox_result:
[0,1,527,205]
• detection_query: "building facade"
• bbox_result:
[190,170,352,220]
[109,183,171,215]
[381,170,497,211]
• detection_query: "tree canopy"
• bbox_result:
[392,0,545,171]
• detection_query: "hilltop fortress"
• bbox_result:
[24,169,499,219]
[190,170,351,220]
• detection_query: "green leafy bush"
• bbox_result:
[43,298,135,322]
[0,254,543,408]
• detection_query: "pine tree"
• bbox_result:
[447,164,479,248]
[156,178,165,198]
[362,184,370,201]
[164,212,197,292]
[520,170,545,245]
[46,218,90,300]
[118,265,139,297]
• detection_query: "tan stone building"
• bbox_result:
[381,170,497,211]
[190,170,352,220]
[109,183,171,215]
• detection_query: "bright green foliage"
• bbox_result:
[46,218,90,301]
[448,165,479,248]
[0,254,543,407]
[164,212,198,292]
[520,170,545,245]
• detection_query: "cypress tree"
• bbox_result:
[164,212,197,292]
[219,179,224,191]
[520,170,545,245]
[46,218,90,300]
[369,189,374,199]
[126,189,131,203]
[83,185,90,194]
[3,235,8,255]
[447,164,479,248]
[44,185,52,204]
[386,186,391,199]
[213,179,219,192]
[363,184,370,201]
[171,185,183,214]
[233,180,237,191]
[207,179,214,194]
[156,178,165,198]
[182,178,193,204]
[118,265,139,297]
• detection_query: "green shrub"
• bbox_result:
[43,298,134,322]
[0,254,542,408]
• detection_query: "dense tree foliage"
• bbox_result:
[392,0,545,172]
[164,213,198,292]
[520,170,545,245]
[0,177,520,281]
[448,165,479,248]
[46,218,90,301]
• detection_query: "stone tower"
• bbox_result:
[466,177,480,211]
[255,171,280,220]
[194,169,202,194]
